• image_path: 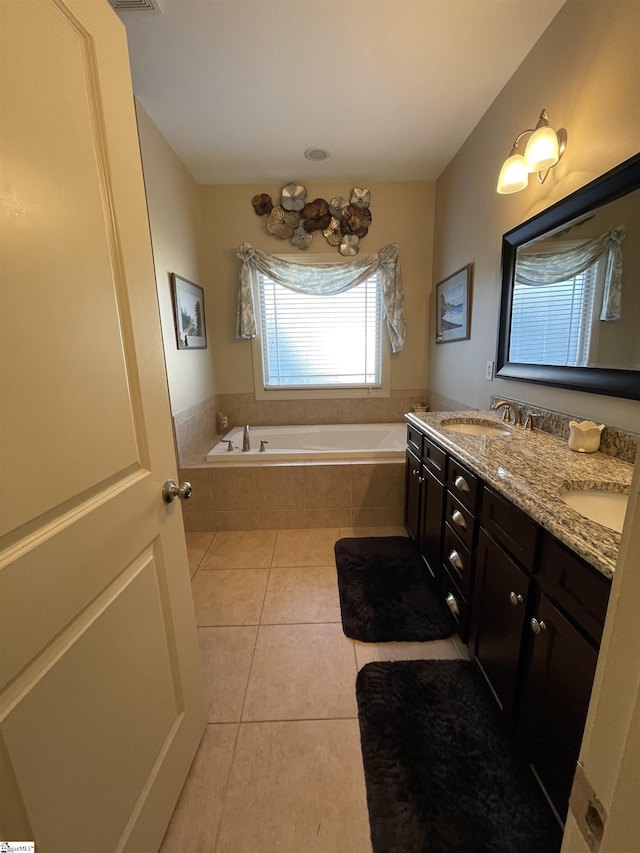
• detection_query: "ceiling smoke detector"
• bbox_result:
[304,148,330,162]
[107,0,163,13]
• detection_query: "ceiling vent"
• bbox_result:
[107,0,163,13]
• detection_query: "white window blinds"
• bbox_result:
[255,269,383,389]
[509,257,603,367]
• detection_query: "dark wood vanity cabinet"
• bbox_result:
[403,427,446,581]
[471,528,530,720]
[404,424,613,826]
[518,537,610,822]
[519,591,599,822]
[404,447,422,542]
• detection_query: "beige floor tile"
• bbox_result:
[338,526,407,539]
[354,637,460,669]
[200,530,277,569]
[242,623,358,721]
[192,569,268,626]
[198,626,257,722]
[216,720,372,853]
[261,566,341,624]
[272,527,340,567]
[185,532,215,578]
[159,723,238,853]
[452,632,471,660]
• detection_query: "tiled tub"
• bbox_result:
[179,423,407,532]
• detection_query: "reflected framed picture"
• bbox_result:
[171,273,207,349]
[435,264,472,344]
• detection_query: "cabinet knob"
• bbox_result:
[411,468,419,477]
[445,592,460,616]
[454,475,470,494]
[531,618,548,634]
[451,509,467,530]
[418,475,425,484]
[509,591,524,606]
[448,550,464,571]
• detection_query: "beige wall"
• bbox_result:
[136,103,217,416]
[430,0,640,431]
[199,181,434,396]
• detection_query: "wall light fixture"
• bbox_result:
[497,109,567,194]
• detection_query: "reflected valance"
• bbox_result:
[515,226,627,321]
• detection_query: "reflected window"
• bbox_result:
[510,250,605,367]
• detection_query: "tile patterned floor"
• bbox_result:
[160,527,469,853]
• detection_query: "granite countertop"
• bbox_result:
[405,411,634,580]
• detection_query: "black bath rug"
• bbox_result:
[356,659,562,853]
[334,536,455,643]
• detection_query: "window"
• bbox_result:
[510,252,605,367]
[251,263,387,397]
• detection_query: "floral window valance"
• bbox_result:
[236,242,407,352]
[515,225,627,320]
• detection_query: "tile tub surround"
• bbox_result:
[175,391,428,466]
[488,395,639,464]
[406,411,634,579]
[173,395,219,467]
[178,460,405,532]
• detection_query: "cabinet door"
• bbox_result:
[404,450,421,541]
[418,466,445,581]
[520,593,598,823]
[471,529,529,720]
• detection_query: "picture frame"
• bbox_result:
[171,273,207,349]
[435,264,472,344]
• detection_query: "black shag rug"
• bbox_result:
[334,537,455,643]
[356,659,562,853]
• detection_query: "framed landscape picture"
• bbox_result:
[171,273,207,349]
[435,264,472,344]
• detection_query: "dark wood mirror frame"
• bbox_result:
[496,153,640,400]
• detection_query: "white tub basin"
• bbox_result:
[560,489,628,533]
[442,420,511,437]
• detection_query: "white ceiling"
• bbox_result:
[118,0,567,185]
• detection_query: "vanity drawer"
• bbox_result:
[444,492,475,551]
[481,486,538,573]
[407,424,423,456]
[447,458,479,512]
[538,535,611,645]
[423,436,447,480]
[440,563,468,637]
[442,523,472,598]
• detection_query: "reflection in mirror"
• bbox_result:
[497,154,640,399]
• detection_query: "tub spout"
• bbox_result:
[242,424,251,451]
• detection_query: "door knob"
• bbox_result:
[162,479,193,504]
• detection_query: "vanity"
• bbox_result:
[403,410,632,826]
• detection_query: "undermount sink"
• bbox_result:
[441,420,511,437]
[560,488,628,533]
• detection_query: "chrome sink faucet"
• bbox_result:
[491,400,520,425]
[242,424,251,451]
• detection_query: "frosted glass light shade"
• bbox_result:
[524,125,559,172]
[497,153,529,194]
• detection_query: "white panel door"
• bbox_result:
[0,2,206,851]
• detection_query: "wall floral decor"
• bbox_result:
[251,183,372,255]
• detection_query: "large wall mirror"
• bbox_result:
[497,153,640,400]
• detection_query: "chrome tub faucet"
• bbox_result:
[242,424,251,451]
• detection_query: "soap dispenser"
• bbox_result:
[568,420,604,453]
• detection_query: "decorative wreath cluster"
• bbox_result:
[251,184,372,255]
